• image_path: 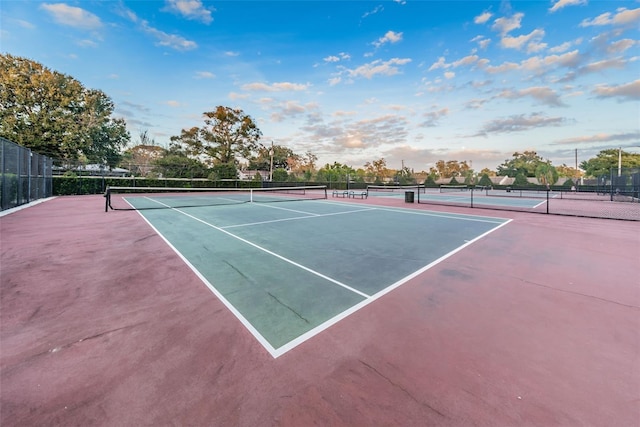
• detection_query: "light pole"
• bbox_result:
[618,147,622,177]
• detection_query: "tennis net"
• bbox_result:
[105,185,328,211]
[366,185,425,196]
[439,184,468,192]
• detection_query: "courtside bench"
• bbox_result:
[332,190,368,199]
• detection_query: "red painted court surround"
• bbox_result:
[1,195,638,426]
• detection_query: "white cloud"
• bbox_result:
[194,71,215,79]
[580,7,640,27]
[140,20,197,50]
[491,12,524,36]
[347,58,412,79]
[324,52,350,63]
[453,55,479,67]
[548,38,582,53]
[428,56,449,71]
[553,132,640,145]
[228,92,249,100]
[474,11,493,25]
[40,3,102,30]
[17,19,36,29]
[549,0,587,14]
[76,39,98,48]
[444,71,455,79]
[241,82,310,92]
[592,79,640,101]
[471,35,491,50]
[163,0,214,24]
[421,108,449,127]
[501,29,546,53]
[607,39,637,54]
[482,49,583,75]
[497,86,567,107]
[362,5,383,19]
[373,31,403,48]
[479,113,567,134]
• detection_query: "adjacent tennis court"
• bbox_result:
[367,185,547,209]
[117,188,510,357]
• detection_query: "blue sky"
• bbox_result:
[1,0,639,172]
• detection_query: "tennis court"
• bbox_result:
[367,185,554,209]
[366,185,640,220]
[114,188,509,356]
[1,190,638,426]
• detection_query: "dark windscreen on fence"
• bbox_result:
[1,137,53,211]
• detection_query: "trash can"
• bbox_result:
[404,191,415,203]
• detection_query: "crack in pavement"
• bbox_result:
[360,359,446,418]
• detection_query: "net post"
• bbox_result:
[104,187,111,212]
[470,187,474,208]
[546,188,550,214]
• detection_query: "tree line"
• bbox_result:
[2,54,639,186]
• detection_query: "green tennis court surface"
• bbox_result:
[131,197,510,357]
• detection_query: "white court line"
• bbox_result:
[320,199,508,224]
[222,206,377,229]
[147,198,370,299]
[250,202,321,216]
[129,205,280,357]
[373,205,506,224]
[272,217,513,357]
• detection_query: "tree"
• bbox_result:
[514,173,530,186]
[431,159,471,179]
[170,106,261,166]
[287,150,317,180]
[395,166,416,185]
[364,158,390,183]
[121,130,164,176]
[497,151,546,177]
[424,175,437,186]
[152,143,209,178]
[210,163,238,180]
[580,149,640,177]
[248,143,294,171]
[272,168,289,181]
[316,162,355,184]
[0,54,129,165]
[535,161,558,185]
[556,164,581,179]
[478,174,493,187]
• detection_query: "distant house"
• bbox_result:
[76,164,130,177]
[238,170,270,181]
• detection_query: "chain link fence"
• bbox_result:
[1,137,53,211]
[415,176,639,221]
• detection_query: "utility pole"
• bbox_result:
[270,141,274,182]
